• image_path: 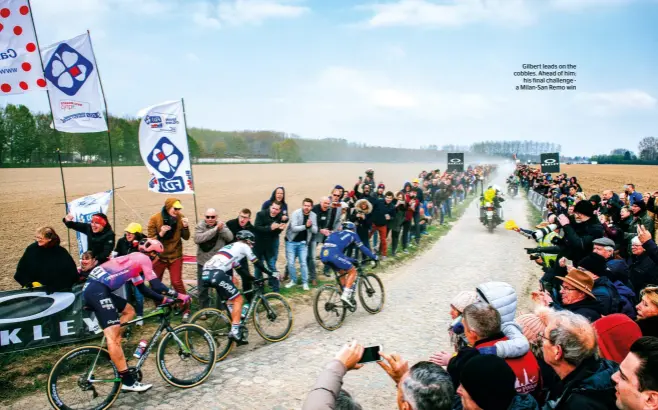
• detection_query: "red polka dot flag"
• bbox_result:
[0,1,45,95]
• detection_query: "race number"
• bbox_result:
[88,266,108,281]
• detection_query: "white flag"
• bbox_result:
[67,190,113,258]
[41,33,107,133]
[138,100,194,194]
[0,0,47,95]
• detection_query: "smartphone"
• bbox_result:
[358,345,382,364]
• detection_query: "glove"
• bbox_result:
[162,297,175,305]
[478,346,497,356]
[176,293,191,304]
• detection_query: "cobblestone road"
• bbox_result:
[12,167,536,410]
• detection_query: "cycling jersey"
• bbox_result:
[86,252,156,291]
[203,242,257,272]
[321,230,376,270]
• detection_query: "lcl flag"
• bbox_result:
[540,153,560,173]
[0,0,47,94]
[447,153,464,172]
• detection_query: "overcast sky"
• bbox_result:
[2,0,657,157]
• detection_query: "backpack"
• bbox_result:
[612,280,637,320]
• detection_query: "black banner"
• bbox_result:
[540,153,560,173]
[0,284,101,354]
[447,153,465,172]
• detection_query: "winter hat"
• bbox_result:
[577,253,608,277]
[573,200,594,217]
[450,291,478,314]
[378,183,385,189]
[516,312,547,344]
[590,194,601,206]
[460,355,517,410]
[593,314,642,363]
[631,200,647,213]
[592,237,616,248]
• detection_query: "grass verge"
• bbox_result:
[0,193,477,405]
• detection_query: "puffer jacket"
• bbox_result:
[476,282,530,359]
[544,357,618,410]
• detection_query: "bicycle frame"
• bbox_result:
[216,279,278,324]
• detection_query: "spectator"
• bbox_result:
[14,226,78,294]
[592,237,630,283]
[284,198,317,291]
[114,223,144,256]
[63,212,115,264]
[612,336,658,410]
[253,201,285,292]
[626,184,644,207]
[458,354,539,410]
[447,290,479,351]
[541,309,618,410]
[78,251,98,281]
[147,198,191,321]
[194,208,234,309]
[576,253,620,316]
[390,191,409,256]
[309,196,341,284]
[629,237,658,294]
[625,200,656,253]
[350,198,373,261]
[516,309,557,403]
[593,314,642,364]
[261,187,289,279]
[370,191,396,261]
[637,286,658,337]
[411,179,424,245]
[535,269,604,322]
[226,209,254,239]
[446,303,541,397]
[405,188,421,247]
[638,224,658,265]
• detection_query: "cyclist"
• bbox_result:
[320,221,378,307]
[82,239,190,392]
[201,230,277,344]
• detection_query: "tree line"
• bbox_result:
[470,141,562,161]
[590,138,658,165]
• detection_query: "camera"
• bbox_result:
[529,254,541,260]
[532,224,559,240]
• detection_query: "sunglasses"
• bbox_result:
[205,215,216,219]
[332,194,341,197]
[173,207,182,211]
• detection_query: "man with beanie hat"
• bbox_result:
[64,212,116,264]
[147,198,191,321]
[458,355,539,410]
[593,314,642,364]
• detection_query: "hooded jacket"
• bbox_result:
[593,314,642,364]
[476,282,531,360]
[147,198,190,262]
[194,220,234,266]
[14,240,79,293]
[63,213,115,264]
[350,199,373,230]
[544,357,618,410]
[261,187,289,219]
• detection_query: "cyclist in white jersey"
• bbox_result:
[201,230,277,343]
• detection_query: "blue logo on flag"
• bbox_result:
[147,137,184,180]
[44,43,94,97]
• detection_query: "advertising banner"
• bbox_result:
[138,100,194,194]
[0,285,100,354]
[0,0,47,95]
[41,32,108,133]
[540,153,560,173]
[447,153,465,172]
[68,189,113,258]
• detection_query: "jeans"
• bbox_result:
[443,199,452,219]
[153,257,188,313]
[286,241,309,284]
[125,282,144,316]
[391,229,401,255]
[401,220,411,250]
[254,242,280,292]
[196,264,211,309]
[307,240,318,281]
[412,213,421,244]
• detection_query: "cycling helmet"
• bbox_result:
[365,168,374,176]
[138,238,164,254]
[236,230,256,244]
[342,221,356,231]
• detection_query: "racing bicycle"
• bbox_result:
[189,276,294,362]
[47,301,217,410]
[313,258,385,331]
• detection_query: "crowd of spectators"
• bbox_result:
[302,164,658,410]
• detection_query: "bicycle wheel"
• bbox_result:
[253,293,294,342]
[313,285,346,331]
[156,324,217,388]
[189,307,233,362]
[47,346,121,410]
[358,273,385,314]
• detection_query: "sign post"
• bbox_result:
[540,153,560,173]
[447,153,465,172]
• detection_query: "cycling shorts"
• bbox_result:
[320,248,354,271]
[82,280,128,329]
[202,269,240,301]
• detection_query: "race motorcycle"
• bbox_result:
[507,182,519,198]
[480,186,505,233]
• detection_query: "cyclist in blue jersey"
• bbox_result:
[320,222,378,307]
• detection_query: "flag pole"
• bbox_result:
[86,30,117,229]
[56,149,72,253]
[180,97,199,225]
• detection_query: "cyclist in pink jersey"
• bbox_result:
[82,239,190,392]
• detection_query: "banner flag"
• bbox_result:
[68,189,113,258]
[41,32,108,133]
[540,153,560,173]
[447,153,465,172]
[138,100,194,194]
[0,0,47,95]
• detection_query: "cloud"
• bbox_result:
[549,0,635,11]
[358,0,535,28]
[574,89,657,116]
[185,52,201,63]
[217,0,309,26]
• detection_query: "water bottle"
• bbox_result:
[133,339,148,359]
[240,303,250,320]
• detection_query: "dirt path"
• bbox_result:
[7,165,540,410]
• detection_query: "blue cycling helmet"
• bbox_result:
[342,222,356,231]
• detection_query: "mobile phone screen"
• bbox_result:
[358,345,381,364]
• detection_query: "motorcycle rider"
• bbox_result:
[480,184,505,224]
